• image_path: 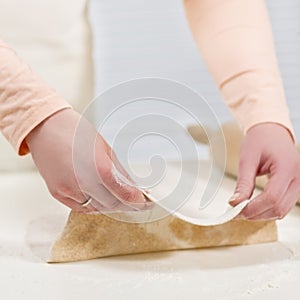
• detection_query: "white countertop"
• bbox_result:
[1,167,300,300]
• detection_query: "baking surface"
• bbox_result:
[1,161,300,299]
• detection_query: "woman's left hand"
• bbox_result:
[229,123,300,220]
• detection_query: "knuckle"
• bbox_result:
[115,185,142,204]
[120,187,137,203]
[49,189,61,200]
[49,184,73,200]
[97,162,141,203]
[58,185,73,196]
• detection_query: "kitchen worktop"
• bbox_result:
[1,164,300,300]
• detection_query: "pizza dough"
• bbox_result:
[49,209,277,263]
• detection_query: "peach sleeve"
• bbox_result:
[183,0,295,141]
[0,39,71,155]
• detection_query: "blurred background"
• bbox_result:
[0,0,299,170]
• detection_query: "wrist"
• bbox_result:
[246,122,295,144]
[25,108,73,150]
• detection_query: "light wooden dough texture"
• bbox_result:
[49,210,277,263]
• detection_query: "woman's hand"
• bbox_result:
[26,108,148,213]
[229,123,300,220]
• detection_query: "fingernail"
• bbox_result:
[131,200,154,211]
[229,192,240,203]
[139,196,154,209]
[136,191,154,210]
[141,203,155,211]
[125,197,154,210]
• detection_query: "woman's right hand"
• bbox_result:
[25,108,148,213]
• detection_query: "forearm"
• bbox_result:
[0,39,71,155]
[183,0,295,141]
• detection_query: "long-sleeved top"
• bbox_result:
[0,39,71,155]
[0,0,295,156]
[183,0,294,140]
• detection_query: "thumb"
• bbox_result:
[229,148,260,206]
[98,155,149,210]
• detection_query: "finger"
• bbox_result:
[240,172,292,219]
[100,141,137,187]
[248,179,299,220]
[111,150,137,186]
[93,138,147,207]
[97,154,147,207]
[56,196,97,214]
[73,196,126,214]
[54,166,139,211]
[90,189,136,211]
[229,146,260,206]
[84,177,149,211]
[56,187,100,213]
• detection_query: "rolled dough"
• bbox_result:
[49,210,277,263]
